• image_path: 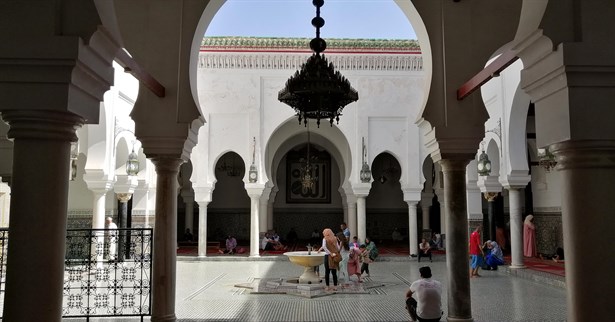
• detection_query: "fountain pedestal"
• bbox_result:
[284,251,324,284]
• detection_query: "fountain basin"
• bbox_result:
[284,251,324,284]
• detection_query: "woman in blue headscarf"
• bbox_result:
[484,240,505,270]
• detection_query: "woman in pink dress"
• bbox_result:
[523,214,537,257]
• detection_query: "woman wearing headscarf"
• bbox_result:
[319,228,340,291]
[484,240,505,270]
[336,232,350,285]
[523,214,537,257]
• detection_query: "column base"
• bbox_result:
[198,255,207,258]
[151,313,177,322]
[250,254,261,258]
[509,265,527,269]
[446,317,473,322]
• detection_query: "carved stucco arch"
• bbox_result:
[265,118,351,196]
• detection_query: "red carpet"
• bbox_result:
[518,256,566,277]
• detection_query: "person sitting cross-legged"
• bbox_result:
[418,238,432,262]
[218,234,237,254]
[406,266,443,322]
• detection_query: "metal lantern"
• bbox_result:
[360,162,372,183]
[360,137,371,183]
[477,150,492,176]
[126,148,140,176]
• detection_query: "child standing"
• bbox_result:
[359,244,372,277]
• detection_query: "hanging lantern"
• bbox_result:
[477,149,491,176]
[126,148,140,176]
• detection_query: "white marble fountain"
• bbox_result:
[283,250,324,284]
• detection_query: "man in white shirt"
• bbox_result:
[105,217,118,261]
[406,266,442,322]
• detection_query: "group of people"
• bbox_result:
[261,231,287,251]
[469,225,506,277]
[316,223,379,292]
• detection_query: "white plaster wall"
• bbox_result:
[67,63,148,222]
[194,54,427,206]
[480,57,561,211]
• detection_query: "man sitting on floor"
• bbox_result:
[418,238,432,262]
[406,266,442,322]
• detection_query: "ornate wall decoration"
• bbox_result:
[286,147,331,204]
[199,53,423,72]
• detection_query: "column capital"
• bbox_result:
[483,192,498,201]
[116,193,133,203]
[438,158,472,172]
[405,201,418,208]
[352,182,371,197]
[194,185,214,203]
[2,110,84,142]
[150,156,183,175]
[245,183,265,198]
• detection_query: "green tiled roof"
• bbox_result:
[201,36,420,52]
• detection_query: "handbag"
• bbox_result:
[332,253,342,263]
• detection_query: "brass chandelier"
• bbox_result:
[278,0,358,127]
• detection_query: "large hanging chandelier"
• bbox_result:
[301,123,316,191]
[278,0,358,127]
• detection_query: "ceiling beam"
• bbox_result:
[457,49,518,100]
[115,49,166,98]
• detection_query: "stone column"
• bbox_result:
[248,195,261,257]
[197,201,209,257]
[421,199,431,230]
[267,202,274,232]
[357,196,366,243]
[84,175,114,265]
[92,190,109,230]
[117,193,133,260]
[507,187,525,269]
[246,184,264,257]
[347,199,357,240]
[259,199,267,235]
[553,141,615,321]
[407,201,419,257]
[433,164,446,235]
[420,192,433,240]
[483,192,497,242]
[183,193,194,234]
[92,189,110,264]
[440,159,473,321]
[150,157,183,322]
[266,187,278,232]
[2,110,84,321]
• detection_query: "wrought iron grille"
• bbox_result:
[0,228,153,320]
[63,228,153,319]
[0,229,7,294]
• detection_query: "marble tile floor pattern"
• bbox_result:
[60,254,571,322]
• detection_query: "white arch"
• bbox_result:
[265,118,351,185]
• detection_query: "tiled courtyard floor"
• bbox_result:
[69,253,568,321]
